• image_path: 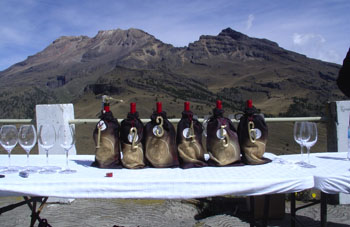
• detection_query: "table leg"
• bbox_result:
[262,195,270,227]
[321,192,327,227]
[23,196,49,227]
[0,199,32,215]
[250,196,255,227]
[30,197,37,227]
[290,193,296,227]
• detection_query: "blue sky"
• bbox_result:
[0,0,349,71]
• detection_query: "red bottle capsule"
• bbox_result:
[216,100,222,110]
[130,103,136,114]
[184,101,190,111]
[247,99,253,108]
[157,102,162,113]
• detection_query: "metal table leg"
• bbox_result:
[0,196,49,226]
[23,196,49,227]
[250,196,256,227]
[262,195,270,227]
[321,192,327,227]
[291,193,296,227]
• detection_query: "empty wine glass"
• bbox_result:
[0,125,20,174]
[19,124,40,173]
[38,124,61,174]
[304,122,317,168]
[58,124,76,174]
[0,125,6,170]
[294,121,310,167]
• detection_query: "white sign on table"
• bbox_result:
[36,104,76,155]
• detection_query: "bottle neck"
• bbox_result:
[103,104,110,113]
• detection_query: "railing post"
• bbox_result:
[326,101,350,204]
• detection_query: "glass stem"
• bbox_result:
[46,149,49,166]
[300,145,304,162]
[307,147,310,164]
[8,151,11,167]
[26,151,30,167]
[65,149,69,170]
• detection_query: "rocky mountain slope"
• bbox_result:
[0,28,345,119]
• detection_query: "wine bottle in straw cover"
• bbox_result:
[237,100,269,165]
[120,102,145,169]
[92,95,122,168]
[144,102,179,168]
[176,101,207,168]
[206,100,241,166]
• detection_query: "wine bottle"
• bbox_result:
[237,99,269,165]
[144,102,179,168]
[177,101,207,168]
[206,100,241,166]
[120,102,145,169]
[92,95,121,168]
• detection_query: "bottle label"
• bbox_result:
[254,128,262,139]
[153,126,163,136]
[97,120,107,131]
[183,128,191,138]
[216,129,227,139]
[128,134,139,143]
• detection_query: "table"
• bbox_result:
[277,152,350,227]
[0,153,314,199]
[0,152,349,226]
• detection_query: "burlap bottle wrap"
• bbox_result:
[120,103,145,169]
[92,96,122,169]
[237,100,268,165]
[177,102,207,168]
[206,101,241,166]
[144,102,178,168]
[92,116,121,168]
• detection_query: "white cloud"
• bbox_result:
[245,14,254,30]
[293,33,325,46]
[291,32,343,63]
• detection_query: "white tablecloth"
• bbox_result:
[265,152,350,194]
[308,152,350,194]
[0,152,348,199]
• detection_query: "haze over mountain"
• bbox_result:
[0,28,345,119]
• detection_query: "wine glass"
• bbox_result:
[0,125,20,173]
[38,124,61,174]
[18,124,40,173]
[294,121,310,167]
[58,124,76,174]
[304,122,317,168]
[0,125,6,170]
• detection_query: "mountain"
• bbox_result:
[0,27,345,119]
